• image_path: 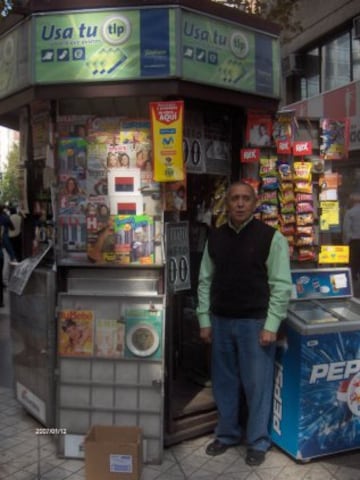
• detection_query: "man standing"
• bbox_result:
[197,181,292,466]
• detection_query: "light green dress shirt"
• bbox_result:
[196,218,293,333]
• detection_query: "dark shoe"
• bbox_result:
[246,449,265,466]
[205,439,230,456]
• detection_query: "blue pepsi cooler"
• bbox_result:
[271,268,360,462]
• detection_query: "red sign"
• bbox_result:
[276,140,292,154]
[293,141,313,156]
[240,148,260,163]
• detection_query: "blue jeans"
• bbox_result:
[211,315,276,452]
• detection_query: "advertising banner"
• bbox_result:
[150,101,185,182]
[318,245,349,264]
[181,10,280,98]
[34,8,176,83]
[320,118,350,160]
[0,21,31,100]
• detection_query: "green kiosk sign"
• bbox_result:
[0,7,280,99]
[34,9,177,83]
[181,10,280,98]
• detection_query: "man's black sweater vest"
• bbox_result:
[207,218,275,318]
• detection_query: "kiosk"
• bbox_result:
[2,0,281,463]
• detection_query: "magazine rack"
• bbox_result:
[55,266,165,464]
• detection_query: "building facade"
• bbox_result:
[280,0,360,240]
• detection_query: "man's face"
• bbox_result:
[226,183,257,227]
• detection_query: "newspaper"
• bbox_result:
[8,242,53,296]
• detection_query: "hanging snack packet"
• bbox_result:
[280,203,296,214]
[293,161,312,182]
[296,226,314,236]
[262,176,279,190]
[296,235,314,247]
[261,205,279,221]
[260,190,278,205]
[296,202,314,213]
[297,247,316,262]
[281,213,296,225]
[295,193,313,203]
[279,189,295,205]
[279,181,294,192]
[278,162,293,182]
[259,157,277,177]
[294,181,313,194]
[296,212,314,226]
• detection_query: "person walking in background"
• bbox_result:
[196,181,292,466]
[343,192,360,282]
[9,206,23,262]
[0,204,17,295]
[0,204,16,263]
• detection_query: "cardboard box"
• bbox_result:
[84,425,142,480]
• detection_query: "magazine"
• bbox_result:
[58,214,87,253]
[320,118,349,161]
[58,166,87,216]
[87,214,155,265]
[119,119,151,145]
[87,142,108,196]
[95,319,125,358]
[58,309,94,357]
[57,137,87,177]
[87,117,122,144]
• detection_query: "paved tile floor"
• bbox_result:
[2,291,360,479]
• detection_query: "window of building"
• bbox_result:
[352,28,360,81]
[322,32,351,91]
[300,48,320,99]
[295,27,360,101]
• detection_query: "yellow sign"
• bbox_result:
[318,245,349,264]
[320,201,339,231]
[150,101,185,182]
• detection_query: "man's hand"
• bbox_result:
[259,329,277,346]
[200,327,212,343]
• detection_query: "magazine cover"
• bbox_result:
[57,137,87,177]
[105,143,135,169]
[58,214,87,253]
[87,214,155,265]
[320,118,349,160]
[58,309,94,357]
[87,116,122,144]
[86,197,111,253]
[272,112,294,144]
[114,214,155,264]
[57,115,90,139]
[58,174,87,215]
[119,119,151,145]
[87,142,108,196]
[95,319,125,358]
